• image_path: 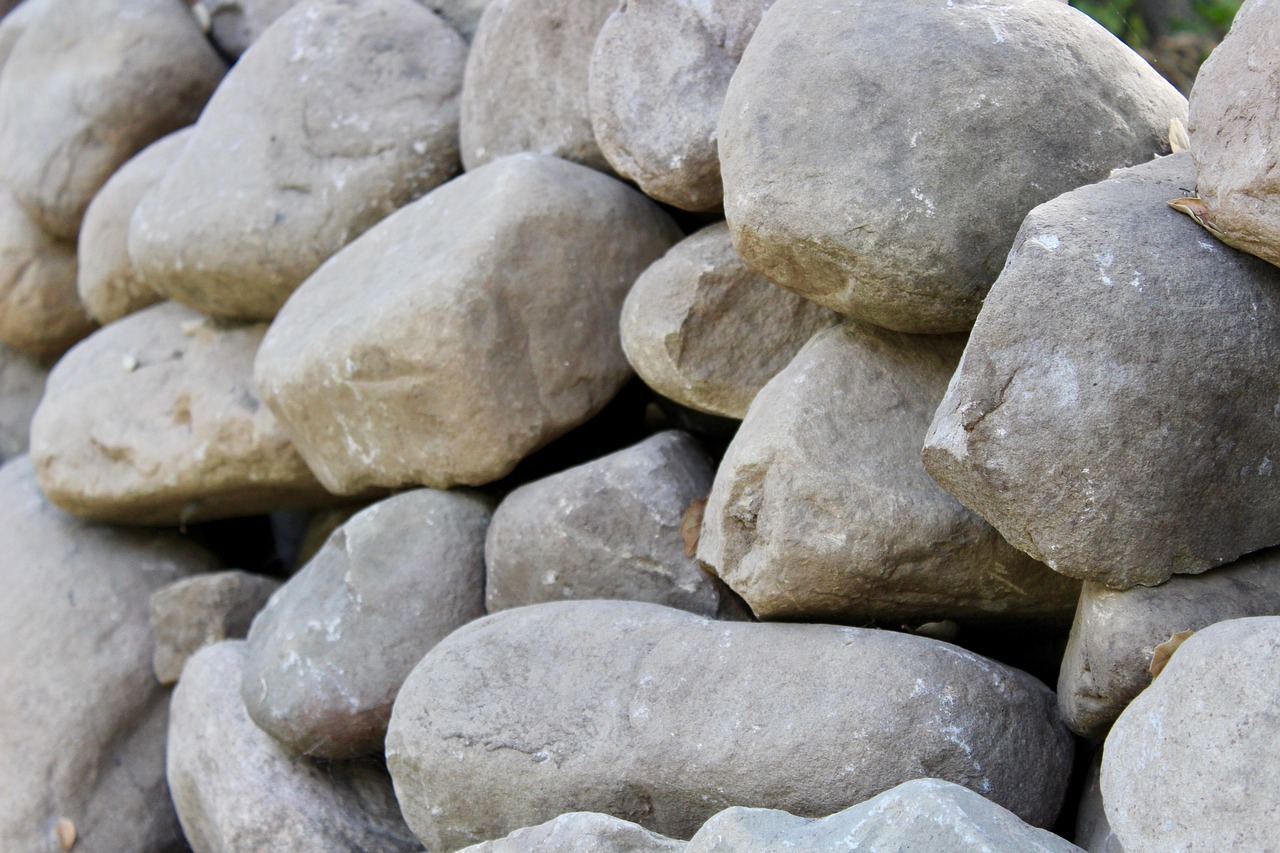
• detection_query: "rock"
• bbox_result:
[485,431,728,617]
[386,600,1074,849]
[30,301,335,525]
[1187,0,1280,268]
[620,222,838,419]
[203,0,301,57]
[0,0,50,70]
[698,322,1080,626]
[0,183,93,357]
[458,813,685,853]
[77,129,190,325]
[718,0,1187,333]
[151,570,282,685]
[0,0,224,239]
[423,0,494,40]
[0,343,46,462]
[130,0,466,321]
[461,0,616,172]
[0,456,220,853]
[1058,547,1280,740]
[923,153,1280,589]
[242,488,490,758]
[1074,752,1123,853]
[588,0,772,211]
[684,779,1084,853]
[168,641,422,853]
[1101,617,1280,852]
[255,153,680,494]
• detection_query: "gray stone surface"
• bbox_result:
[386,601,1074,849]
[0,0,49,70]
[924,153,1280,589]
[718,0,1187,333]
[168,641,422,853]
[1059,547,1280,740]
[202,0,301,57]
[131,0,466,321]
[0,456,220,853]
[485,431,726,617]
[458,813,685,853]
[1074,752,1124,853]
[1101,617,1280,852]
[242,488,490,758]
[698,322,1080,626]
[255,153,679,494]
[0,0,224,238]
[620,222,837,419]
[151,570,282,685]
[0,342,46,463]
[30,301,334,525]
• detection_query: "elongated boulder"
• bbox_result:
[0,343,45,462]
[459,813,685,853]
[255,153,679,493]
[130,0,467,321]
[698,322,1080,626]
[30,302,335,525]
[924,153,1280,588]
[386,601,1074,849]
[719,0,1187,333]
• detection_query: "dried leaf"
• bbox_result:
[1168,117,1190,154]
[1167,196,1228,240]
[1149,629,1196,679]
[55,817,76,851]
[681,497,708,558]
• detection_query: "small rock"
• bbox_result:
[202,0,300,57]
[458,813,685,853]
[0,342,47,463]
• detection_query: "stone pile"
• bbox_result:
[0,0,1277,851]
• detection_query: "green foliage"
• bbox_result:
[1070,0,1241,47]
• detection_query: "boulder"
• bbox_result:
[1187,0,1280,268]
[0,456,220,853]
[485,431,728,617]
[924,153,1280,588]
[1073,752,1123,853]
[255,153,679,493]
[458,813,685,853]
[242,488,490,758]
[0,0,224,238]
[1059,547,1280,740]
[589,0,773,211]
[0,342,46,462]
[698,322,1080,626]
[718,0,1187,333]
[461,0,616,172]
[386,601,1074,849]
[0,0,49,70]
[77,129,190,325]
[30,301,335,525]
[423,0,494,40]
[620,223,837,419]
[130,0,467,321]
[168,641,421,853]
[1101,617,1280,852]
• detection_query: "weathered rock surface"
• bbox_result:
[0,343,46,462]
[485,431,726,616]
[719,0,1187,333]
[168,641,421,853]
[684,779,1084,853]
[620,223,837,419]
[255,153,679,493]
[130,0,466,320]
[459,813,685,853]
[242,488,490,758]
[386,601,1074,849]
[0,456,220,853]
[77,129,190,325]
[924,153,1280,588]
[698,322,1080,626]
[1102,617,1280,852]
[589,0,772,211]
[1188,0,1280,268]
[1059,547,1280,740]
[30,302,334,525]
[461,0,616,172]
[0,0,224,238]
[151,570,282,685]
[1074,753,1123,853]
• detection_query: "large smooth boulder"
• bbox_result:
[0,342,46,462]
[719,0,1187,333]
[30,302,335,525]
[458,813,685,853]
[168,641,421,853]
[620,223,837,419]
[386,601,1074,849]
[0,456,220,853]
[1101,617,1280,852]
[150,570,281,685]
[130,0,466,321]
[924,153,1280,588]
[242,488,490,758]
[255,153,679,494]
[698,322,1080,626]
[0,0,224,238]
